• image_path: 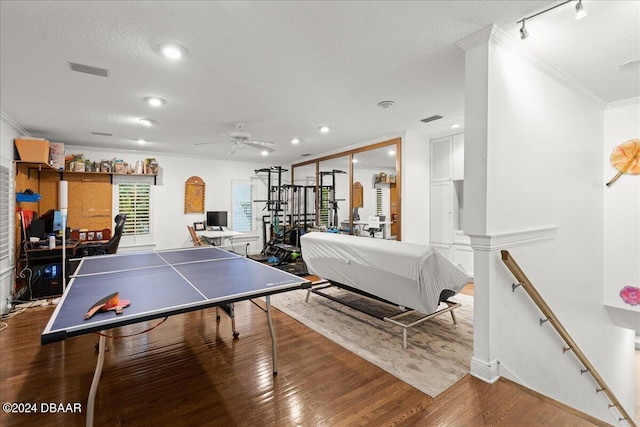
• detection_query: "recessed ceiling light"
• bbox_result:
[388,150,396,156]
[137,139,146,144]
[261,150,269,156]
[352,158,358,163]
[139,118,156,127]
[377,100,395,109]
[319,126,330,134]
[158,42,188,60]
[144,96,166,107]
[451,123,461,129]
[291,138,300,144]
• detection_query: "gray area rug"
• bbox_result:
[268,287,474,397]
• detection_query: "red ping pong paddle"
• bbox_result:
[84,292,131,320]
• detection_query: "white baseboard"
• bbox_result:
[470,356,500,383]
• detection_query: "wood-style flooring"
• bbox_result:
[1,289,621,427]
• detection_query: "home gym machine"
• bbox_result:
[318,169,346,229]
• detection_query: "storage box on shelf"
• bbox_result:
[15,138,50,164]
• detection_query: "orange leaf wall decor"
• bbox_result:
[606,139,640,186]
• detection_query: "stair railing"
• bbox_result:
[501,250,636,427]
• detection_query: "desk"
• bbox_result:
[41,246,310,427]
[21,241,80,297]
[340,220,392,239]
[199,228,243,246]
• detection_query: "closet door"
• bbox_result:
[429,181,453,244]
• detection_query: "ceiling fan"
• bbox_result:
[195,122,276,155]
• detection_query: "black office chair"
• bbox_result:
[75,214,127,257]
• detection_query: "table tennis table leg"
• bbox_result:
[265,295,277,375]
[87,332,106,427]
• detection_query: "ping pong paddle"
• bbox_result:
[84,292,131,320]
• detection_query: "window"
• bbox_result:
[118,182,150,235]
[113,175,154,246]
[231,180,254,232]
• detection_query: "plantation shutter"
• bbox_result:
[0,164,10,260]
[118,182,151,236]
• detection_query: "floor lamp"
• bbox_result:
[59,180,68,293]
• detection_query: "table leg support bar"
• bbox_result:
[87,332,106,427]
[266,295,278,375]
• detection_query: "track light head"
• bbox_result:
[575,0,587,20]
[519,19,529,40]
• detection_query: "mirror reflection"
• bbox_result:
[291,137,400,240]
[352,146,398,239]
[318,156,350,229]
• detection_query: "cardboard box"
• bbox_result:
[49,142,65,170]
[15,138,50,163]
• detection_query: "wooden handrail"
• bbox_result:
[501,250,636,427]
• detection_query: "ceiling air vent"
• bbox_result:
[69,62,109,77]
[420,115,443,123]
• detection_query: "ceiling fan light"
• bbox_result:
[261,150,269,156]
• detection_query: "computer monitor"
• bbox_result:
[52,210,64,232]
[206,211,228,231]
[40,209,64,234]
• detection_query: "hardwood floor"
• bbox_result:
[0,295,614,427]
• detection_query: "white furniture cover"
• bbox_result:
[301,232,471,314]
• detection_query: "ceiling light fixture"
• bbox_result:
[575,0,587,20]
[377,100,395,109]
[519,18,529,40]
[291,138,300,144]
[352,158,358,163]
[516,0,586,40]
[139,118,156,127]
[319,126,330,134]
[158,42,188,60]
[388,150,396,156]
[451,123,461,129]
[261,150,269,156]
[144,96,166,107]
[137,139,146,145]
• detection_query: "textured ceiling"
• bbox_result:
[1,1,638,163]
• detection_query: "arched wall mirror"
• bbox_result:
[291,137,401,240]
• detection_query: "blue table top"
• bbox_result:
[42,246,310,344]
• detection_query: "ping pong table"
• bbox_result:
[41,246,311,427]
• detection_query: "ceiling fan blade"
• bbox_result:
[194,141,226,146]
[246,142,275,153]
[225,143,239,155]
[248,139,275,147]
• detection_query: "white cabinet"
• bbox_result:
[430,136,453,181]
[453,244,474,276]
[429,132,473,277]
[429,181,458,244]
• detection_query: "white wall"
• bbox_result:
[603,99,640,304]
[603,98,640,346]
[63,145,277,254]
[1,112,24,314]
[461,27,635,425]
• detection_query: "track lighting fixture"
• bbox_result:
[575,0,587,20]
[516,0,587,40]
[519,19,529,40]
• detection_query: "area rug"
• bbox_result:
[268,286,474,397]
